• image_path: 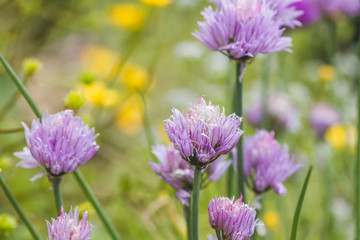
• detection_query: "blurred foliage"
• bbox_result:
[0,0,359,239]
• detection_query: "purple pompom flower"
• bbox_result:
[164,97,243,168]
[14,110,99,181]
[292,0,322,25]
[208,196,257,240]
[243,130,301,195]
[267,0,304,28]
[150,144,232,205]
[310,103,340,137]
[319,0,360,17]
[193,0,292,60]
[246,93,300,133]
[47,206,94,240]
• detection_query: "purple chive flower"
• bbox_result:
[319,0,360,17]
[150,144,232,205]
[310,103,340,137]
[267,0,304,28]
[14,110,99,181]
[243,130,301,195]
[246,93,300,133]
[47,206,94,240]
[292,0,322,25]
[193,0,292,60]
[208,196,257,240]
[164,96,243,168]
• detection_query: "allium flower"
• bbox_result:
[266,0,303,28]
[14,110,99,181]
[246,93,300,133]
[292,0,322,25]
[319,0,360,17]
[193,0,292,60]
[310,103,340,136]
[164,97,243,168]
[208,196,257,240]
[243,130,301,195]
[150,144,232,205]
[47,206,94,240]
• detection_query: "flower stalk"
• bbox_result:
[356,28,360,239]
[73,170,121,240]
[0,54,42,119]
[233,61,246,199]
[190,167,201,240]
[50,176,63,214]
[0,54,121,240]
[0,174,41,240]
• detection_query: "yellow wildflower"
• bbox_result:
[22,58,42,76]
[115,96,144,135]
[325,124,347,150]
[120,63,149,91]
[141,0,172,7]
[317,65,336,82]
[83,82,121,108]
[81,45,118,79]
[107,4,147,31]
[263,210,280,231]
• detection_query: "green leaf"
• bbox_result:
[290,165,313,240]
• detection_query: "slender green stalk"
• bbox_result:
[0,174,41,240]
[190,167,201,240]
[138,90,156,148]
[226,164,234,197]
[0,127,24,134]
[233,61,246,199]
[0,54,120,239]
[183,204,191,240]
[0,74,30,121]
[290,165,313,240]
[73,170,121,240]
[50,176,63,214]
[215,229,222,240]
[0,54,42,118]
[355,28,360,240]
[326,19,337,64]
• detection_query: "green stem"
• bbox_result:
[233,61,246,199]
[226,164,234,197]
[0,174,41,240]
[138,90,156,148]
[0,127,24,134]
[290,166,313,240]
[0,54,42,119]
[326,19,337,64]
[0,74,30,121]
[190,167,201,240]
[215,229,222,240]
[0,54,120,239]
[50,176,63,214]
[356,27,360,240]
[184,204,191,240]
[73,170,121,240]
